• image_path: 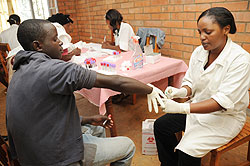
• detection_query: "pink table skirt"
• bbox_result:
[76,52,188,114]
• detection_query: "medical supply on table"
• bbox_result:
[144,43,161,64]
[112,50,122,59]
[84,57,97,69]
[103,54,122,63]
[100,61,116,73]
[131,36,144,69]
[120,61,132,71]
[145,52,161,64]
[113,51,121,55]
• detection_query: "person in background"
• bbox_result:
[48,13,81,61]
[6,19,165,166]
[0,14,21,89]
[102,9,135,52]
[0,14,21,50]
[154,7,250,166]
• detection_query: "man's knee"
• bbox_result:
[122,136,135,148]
[116,136,135,154]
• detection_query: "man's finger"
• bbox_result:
[152,98,158,113]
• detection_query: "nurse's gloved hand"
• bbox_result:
[162,99,190,114]
[147,84,167,113]
[165,86,187,99]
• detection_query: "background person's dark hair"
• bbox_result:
[17,19,50,51]
[197,7,236,34]
[7,14,21,25]
[105,9,123,34]
[47,13,73,26]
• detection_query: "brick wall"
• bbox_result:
[57,0,250,64]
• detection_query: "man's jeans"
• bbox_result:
[82,124,135,166]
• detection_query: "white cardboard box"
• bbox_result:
[142,119,158,155]
[145,53,161,64]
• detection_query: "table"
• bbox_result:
[72,45,188,136]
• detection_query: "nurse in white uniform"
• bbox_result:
[0,14,21,50]
[48,13,81,61]
[102,9,135,52]
[154,7,250,166]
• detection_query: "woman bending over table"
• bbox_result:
[102,9,135,52]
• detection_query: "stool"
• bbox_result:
[210,121,250,166]
[0,43,11,86]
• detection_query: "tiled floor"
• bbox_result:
[1,82,250,166]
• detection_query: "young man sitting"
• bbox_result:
[6,19,165,166]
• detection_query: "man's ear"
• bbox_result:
[32,41,42,51]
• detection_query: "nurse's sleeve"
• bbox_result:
[212,56,250,111]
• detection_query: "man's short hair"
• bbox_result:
[7,14,21,25]
[17,19,51,51]
[47,13,73,26]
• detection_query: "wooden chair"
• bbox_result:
[176,95,250,166]
[210,121,250,166]
[0,135,20,166]
[146,35,159,53]
[209,90,250,165]
[0,43,11,85]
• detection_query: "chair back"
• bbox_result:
[0,43,10,84]
[137,28,165,53]
[0,135,20,166]
[146,36,159,53]
[0,135,10,166]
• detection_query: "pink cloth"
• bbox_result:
[76,52,188,114]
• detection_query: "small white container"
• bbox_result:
[145,53,161,64]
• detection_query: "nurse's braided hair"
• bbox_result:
[17,19,50,51]
[105,9,123,34]
[197,7,237,34]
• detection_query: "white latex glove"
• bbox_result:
[165,86,188,99]
[162,99,190,114]
[147,84,167,113]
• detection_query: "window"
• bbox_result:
[0,0,13,32]
[0,0,58,32]
[17,0,58,20]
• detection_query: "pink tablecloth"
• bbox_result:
[76,52,188,114]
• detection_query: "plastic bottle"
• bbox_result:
[131,36,143,69]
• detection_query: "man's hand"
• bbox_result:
[165,86,188,99]
[162,99,190,114]
[90,114,113,129]
[147,84,167,113]
[101,41,112,49]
